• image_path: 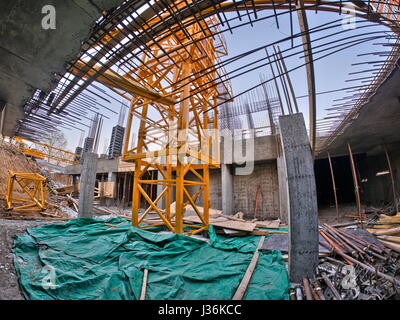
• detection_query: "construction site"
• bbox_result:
[1,0,400,303]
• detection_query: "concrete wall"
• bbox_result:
[233,161,280,220]
[210,169,222,209]
[184,162,280,219]
[358,154,393,207]
[221,135,278,164]
[353,146,400,210]
[65,135,279,174]
[277,143,289,224]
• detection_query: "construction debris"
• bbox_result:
[0,143,42,199]
[291,222,400,300]
[53,185,75,195]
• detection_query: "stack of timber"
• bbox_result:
[169,202,287,236]
[368,213,400,252]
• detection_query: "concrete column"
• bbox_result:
[279,113,318,283]
[106,172,117,206]
[221,164,234,215]
[108,172,117,186]
[156,170,166,210]
[277,146,289,224]
[78,152,98,217]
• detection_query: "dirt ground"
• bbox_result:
[0,218,55,300]
[318,203,371,225]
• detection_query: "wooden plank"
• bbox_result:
[377,235,400,243]
[183,215,256,232]
[251,230,288,236]
[140,269,148,300]
[378,213,400,223]
[232,236,265,300]
[212,220,256,232]
[372,226,400,236]
[379,240,400,252]
[216,213,245,222]
[255,220,280,229]
[170,202,222,218]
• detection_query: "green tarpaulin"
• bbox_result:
[12,217,290,300]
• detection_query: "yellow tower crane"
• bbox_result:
[67,0,398,234]
[13,136,81,166]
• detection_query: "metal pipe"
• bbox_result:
[322,275,342,300]
[322,225,358,257]
[348,143,363,228]
[337,229,384,255]
[277,46,299,113]
[320,230,354,265]
[384,146,398,213]
[289,288,297,300]
[313,280,326,300]
[302,277,314,300]
[327,152,340,221]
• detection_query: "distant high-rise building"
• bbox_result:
[83,137,95,153]
[107,103,127,159]
[81,137,95,164]
[108,125,125,159]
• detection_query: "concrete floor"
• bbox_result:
[318,203,370,225]
[0,218,55,300]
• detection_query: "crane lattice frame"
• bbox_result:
[121,16,230,234]
[6,171,47,212]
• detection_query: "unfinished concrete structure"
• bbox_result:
[1,0,400,298]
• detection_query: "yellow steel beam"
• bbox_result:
[71,61,177,106]
[15,136,81,166]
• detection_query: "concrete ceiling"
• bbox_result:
[322,60,400,157]
[0,0,124,136]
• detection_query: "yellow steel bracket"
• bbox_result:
[5,171,48,212]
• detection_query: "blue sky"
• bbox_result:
[61,8,391,152]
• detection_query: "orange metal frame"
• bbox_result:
[6,171,47,212]
[119,16,230,234]
[13,136,81,166]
